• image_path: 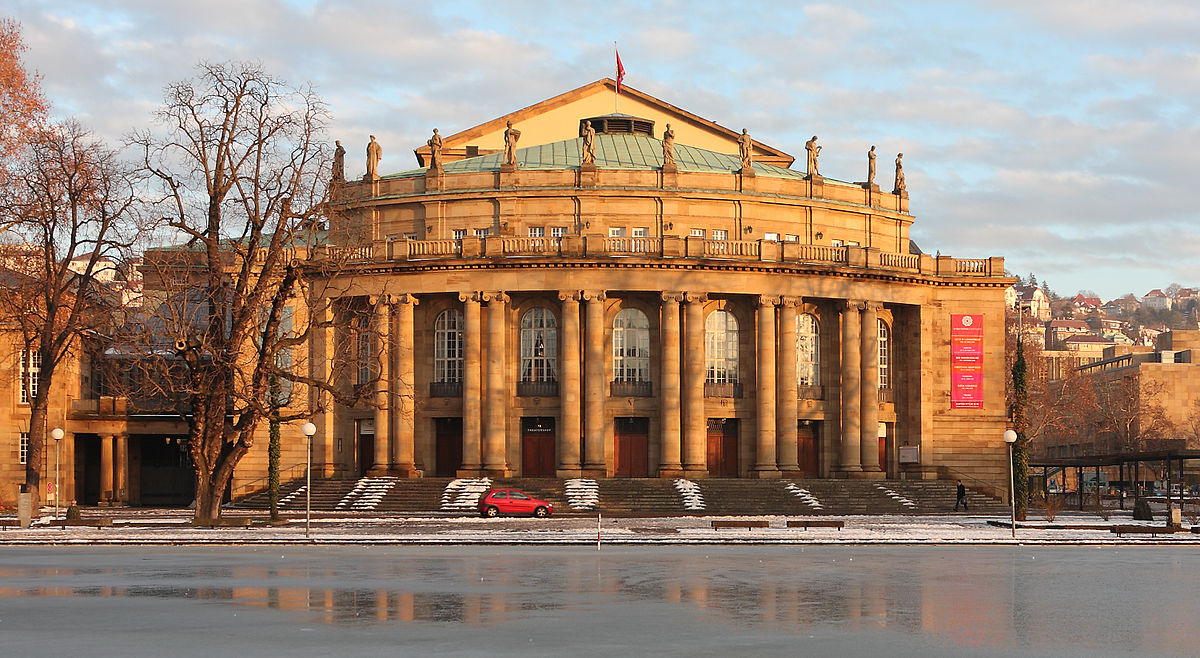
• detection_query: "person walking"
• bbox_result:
[955,480,968,511]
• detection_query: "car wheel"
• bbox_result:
[533,506,548,518]
[485,506,500,518]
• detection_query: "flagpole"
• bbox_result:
[614,41,619,114]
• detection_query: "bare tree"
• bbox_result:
[1090,374,1174,454]
[0,121,137,504]
[130,61,374,522]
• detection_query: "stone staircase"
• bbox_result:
[231,476,1008,516]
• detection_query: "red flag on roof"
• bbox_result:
[615,47,625,95]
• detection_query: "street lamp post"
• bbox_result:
[51,428,64,520]
[1004,429,1018,538]
[301,422,317,539]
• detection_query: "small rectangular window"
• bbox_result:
[690,228,706,238]
[712,229,728,241]
[551,226,568,238]
[764,232,779,241]
[632,227,648,238]
[404,233,417,241]
[831,239,843,247]
[528,227,545,238]
[609,227,626,237]
[474,228,490,237]
[19,350,39,405]
[19,432,28,465]
[452,229,467,240]
[785,234,799,242]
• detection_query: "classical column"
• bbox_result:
[483,291,510,475]
[459,292,483,475]
[754,295,780,477]
[682,292,708,475]
[840,300,863,473]
[393,293,418,476]
[558,291,583,476]
[115,434,128,503]
[100,434,114,503]
[860,301,882,473]
[309,298,336,477]
[658,292,684,476]
[371,296,392,474]
[776,297,801,475]
[583,290,607,474]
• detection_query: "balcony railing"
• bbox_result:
[877,387,893,403]
[704,381,743,398]
[610,380,653,397]
[797,385,825,400]
[429,381,463,398]
[517,380,559,397]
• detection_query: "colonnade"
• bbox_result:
[365,290,891,478]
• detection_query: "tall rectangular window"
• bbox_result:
[19,432,29,465]
[711,229,728,241]
[19,350,39,405]
[550,226,568,238]
[528,227,545,238]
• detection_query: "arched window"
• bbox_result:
[520,308,557,382]
[434,309,464,383]
[613,308,650,382]
[705,310,739,383]
[878,319,891,388]
[797,313,820,386]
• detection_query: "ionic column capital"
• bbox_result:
[479,291,510,304]
[558,290,582,303]
[779,295,805,309]
[392,293,419,306]
[757,294,780,308]
[661,291,685,304]
[458,291,483,303]
[683,291,708,304]
[861,300,883,313]
[843,299,865,312]
[581,290,607,302]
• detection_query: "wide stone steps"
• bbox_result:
[230,477,1007,516]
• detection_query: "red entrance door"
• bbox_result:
[706,418,739,477]
[435,417,464,477]
[356,420,374,476]
[521,417,556,477]
[797,420,819,477]
[615,417,650,477]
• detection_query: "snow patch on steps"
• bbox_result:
[674,479,705,510]
[565,479,599,510]
[441,478,492,510]
[784,482,824,510]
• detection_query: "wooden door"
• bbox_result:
[615,417,649,477]
[707,418,739,477]
[356,420,374,477]
[435,417,464,477]
[521,417,556,477]
[797,420,818,477]
[879,436,888,476]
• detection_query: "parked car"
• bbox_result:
[478,489,554,518]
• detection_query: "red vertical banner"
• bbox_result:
[950,314,984,409]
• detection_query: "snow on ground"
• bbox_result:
[564,479,599,510]
[673,479,704,510]
[440,477,492,511]
[2,507,1198,546]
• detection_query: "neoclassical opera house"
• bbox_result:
[320,79,1012,487]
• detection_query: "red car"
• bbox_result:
[478,489,554,518]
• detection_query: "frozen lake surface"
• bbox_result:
[1,544,1196,656]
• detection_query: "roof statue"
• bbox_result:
[662,123,676,168]
[737,128,753,169]
[893,152,906,195]
[805,135,821,178]
[366,135,382,180]
[332,140,345,182]
[580,121,596,166]
[427,129,443,169]
[503,121,521,167]
[867,145,876,186]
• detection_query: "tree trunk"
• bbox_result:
[24,399,47,508]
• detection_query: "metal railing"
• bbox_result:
[610,380,653,397]
[704,381,743,398]
[429,381,463,397]
[516,380,559,397]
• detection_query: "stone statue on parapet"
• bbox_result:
[365,135,382,180]
[332,140,345,182]
[738,128,753,169]
[867,145,876,186]
[893,152,906,194]
[428,128,443,169]
[662,123,676,168]
[805,135,821,178]
[581,120,596,166]
[503,121,521,166]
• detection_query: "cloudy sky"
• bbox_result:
[7,0,1200,300]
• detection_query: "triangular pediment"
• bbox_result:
[413,78,793,168]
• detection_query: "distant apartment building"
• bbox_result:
[1006,285,1051,321]
[1045,319,1090,349]
[1142,289,1171,311]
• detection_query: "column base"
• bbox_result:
[456,467,485,478]
[779,470,808,479]
[581,467,607,478]
[390,466,422,478]
[750,468,782,479]
[847,470,886,480]
[556,468,583,478]
[484,468,513,478]
[683,468,709,479]
[366,467,391,477]
[658,467,686,478]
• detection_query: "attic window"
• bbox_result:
[466,145,479,157]
[581,115,654,137]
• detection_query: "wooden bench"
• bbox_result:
[55,518,114,528]
[787,519,845,530]
[712,520,770,529]
[1111,525,1178,537]
[190,518,253,529]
